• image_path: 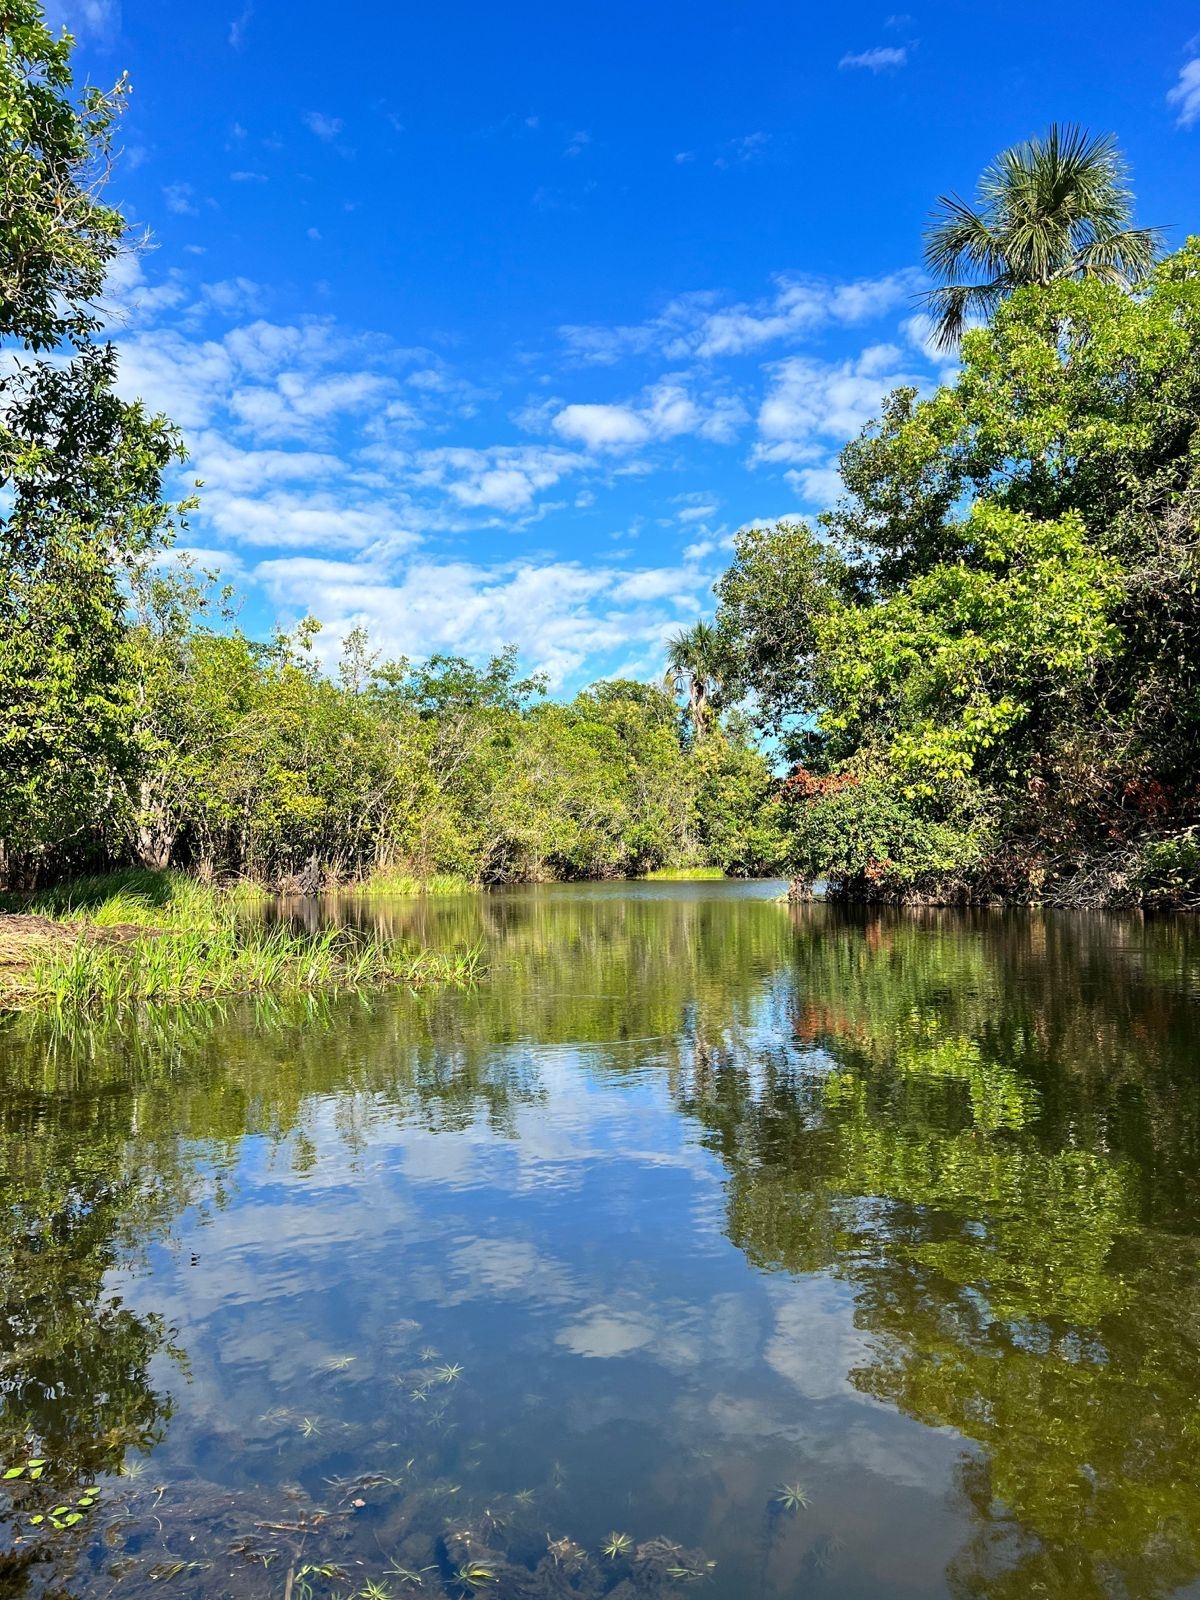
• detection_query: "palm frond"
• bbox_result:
[921,281,1005,351]
[922,122,1161,340]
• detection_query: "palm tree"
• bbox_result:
[665,621,723,741]
[922,123,1162,349]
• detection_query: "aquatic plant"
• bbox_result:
[602,1531,633,1559]
[350,871,474,900]
[773,1481,810,1512]
[16,923,482,1013]
[450,1564,497,1593]
[384,1562,436,1588]
[641,866,725,880]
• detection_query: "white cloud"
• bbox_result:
[100,254,189,326]
[839,45,908,71]
[43,0,118,38]
[410,445,583,512]
[230,369,395,441]
[207,490,418,553]
[230,169,267,183]
[552,379,746,451]
[715,131,769,168]
[1168,58,1200,127]
[162,183,197,215]
[560,269,924,365]
[553,404,649,450]
[785,463,844,507]
[304,111,344,141]
[228,5,251,46]
[563,130,591,158]
[754,344,921,465]
[254,550,719,686]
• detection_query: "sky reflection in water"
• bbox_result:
[3,884,1200,1600]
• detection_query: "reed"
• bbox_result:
[639,866,725,881]
[347,869,474,898]
[22,924,483,1013]
[0,869,482,1014]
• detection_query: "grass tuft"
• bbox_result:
[0,870,480,1014]
[349,870,473,898]
[639,866,725,881]
[20,925,481,1013]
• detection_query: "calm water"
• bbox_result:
[4,883,1200,1600]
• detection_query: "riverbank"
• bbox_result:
[0,871,481,1013]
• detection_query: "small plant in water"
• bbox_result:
[385,1560,436,1587]
[432,1362,463,1384]
[358,1581,392,1600]
[300,1416,324,1438]
[773,1481,810,1512]
[602,1531,633,1559]
[323,1354,356,1372]
[451,1564,496,1593]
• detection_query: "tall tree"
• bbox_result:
[664,621,724,742]
[922,123,1160,348]
[0,1,186,882]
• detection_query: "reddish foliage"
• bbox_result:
[780,767,860,802]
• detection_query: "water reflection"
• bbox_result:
[2,890,1200,1600]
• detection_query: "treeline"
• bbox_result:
[8,560,784,886]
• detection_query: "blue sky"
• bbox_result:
[49,0,1200,690]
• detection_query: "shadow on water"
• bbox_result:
[3,888,1200,1600]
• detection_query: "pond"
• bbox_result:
[3,882,1200,1600]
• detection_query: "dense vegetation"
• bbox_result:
[715,137,1200,903]
[23,579,785,886]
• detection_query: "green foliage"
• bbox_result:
[0,4,187,866]
[2,542,788,885]
[714,519,853,744]
[718,237,1200,903]
[782,768,990,893]
[922,122,1161,349]
[663,619,725,741]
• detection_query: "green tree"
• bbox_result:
[923,123,1161,348]
[726,241,1200,902]
[664,621,724,742]
[0,1,186,882]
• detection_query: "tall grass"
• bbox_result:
[2,868,266,927]
[640,866,726,881]
[1,868,482,1014]
[347,869,474,898]
[24,924,482,1013]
